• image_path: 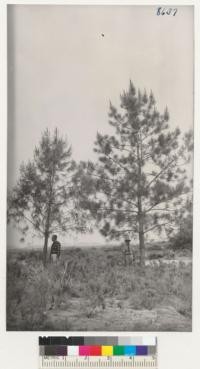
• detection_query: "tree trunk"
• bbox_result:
[137,135,145,268]
[43,171,54,266]
[139,219,145,267]
[42,141,57,266]
[43,231,49,266]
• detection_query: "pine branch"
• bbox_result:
[111,114,139,136]
[105,153,131,174]
[103,137,138,159]
[143,222,171,234]
[96,207,138,214]
[87,170,121,184]
[111,228,138,234]
[143,191,191,213]
[146,158,176,189]
[141,129,155,142]
[22,214,44,235]
[145,207,176,212]
[85,171,138,209]
[28,198,46,218]
[98,188,138,209]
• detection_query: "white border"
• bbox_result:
[0,1,200,369]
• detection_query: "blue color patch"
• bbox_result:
[124,346,136,356]
[136,346,148,355]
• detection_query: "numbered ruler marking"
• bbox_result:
[39,356,157,369]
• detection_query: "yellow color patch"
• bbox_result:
[102,346,113,356]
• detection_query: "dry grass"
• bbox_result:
[7,246,192,331]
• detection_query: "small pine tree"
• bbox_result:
[8,129,88,265]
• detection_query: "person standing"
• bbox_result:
[50,234,61,263]
[123,237,135,266]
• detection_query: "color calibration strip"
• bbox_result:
[39,337,157,369]
[39,336,157,356]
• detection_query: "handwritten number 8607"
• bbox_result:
[157,7,178,16]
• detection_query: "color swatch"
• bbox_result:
[39,336,157,357]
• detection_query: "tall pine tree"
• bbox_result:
[80,81,193,267]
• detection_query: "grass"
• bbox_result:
[6,245,192,331]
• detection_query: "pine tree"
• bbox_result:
[8,129,88,266]
[81,81,193,267]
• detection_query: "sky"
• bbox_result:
[7,5,194,248]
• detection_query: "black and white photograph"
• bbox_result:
[7,5,193,331]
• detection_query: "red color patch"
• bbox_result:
[90,346,102,356]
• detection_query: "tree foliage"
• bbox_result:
[79,81,193,266]
[168,192,193,251]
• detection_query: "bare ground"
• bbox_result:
[45,297,191,331]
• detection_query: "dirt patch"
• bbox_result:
[45,297,191,331]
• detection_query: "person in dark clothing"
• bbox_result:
[50,234,61,263]
[123,237,135,266]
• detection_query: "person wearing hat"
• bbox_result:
[50,234,61,263]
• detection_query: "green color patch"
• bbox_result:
[113,346,124,356]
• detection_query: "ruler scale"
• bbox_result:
[39,356,157,369]
[39,337,157,369]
